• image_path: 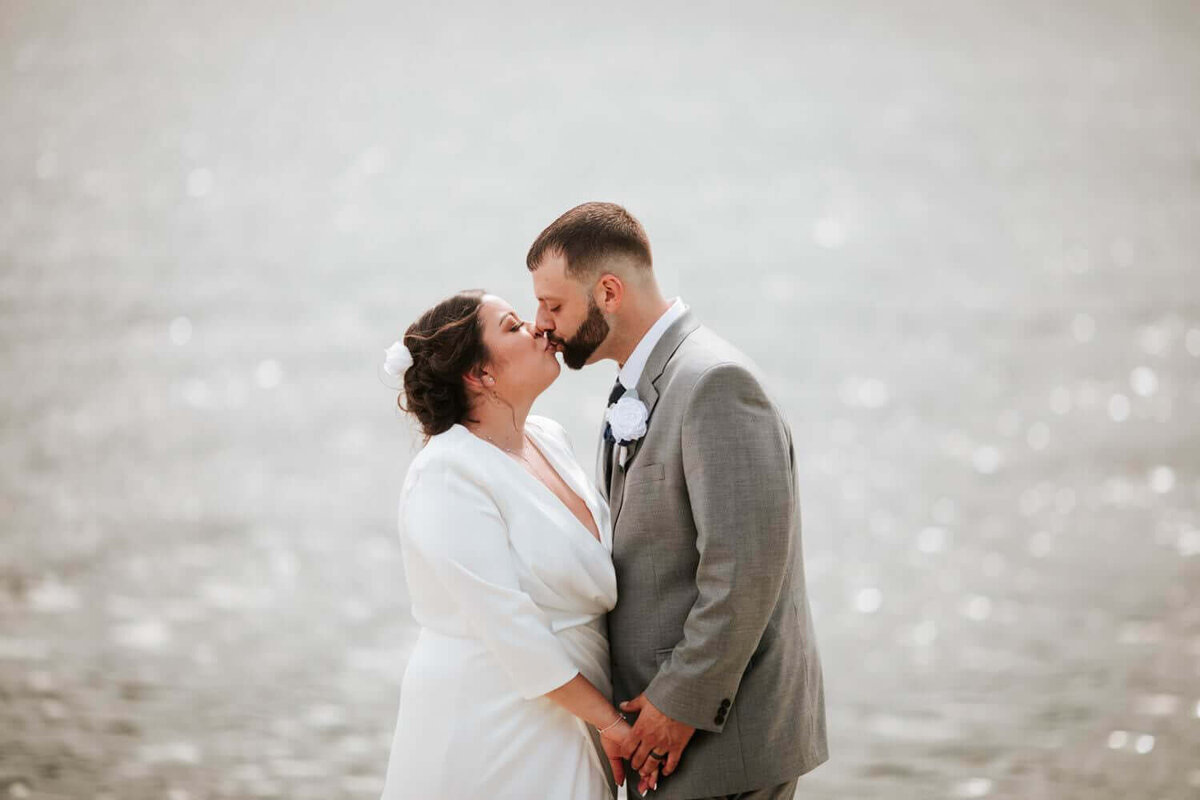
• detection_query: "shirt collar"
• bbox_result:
[617,297,687,391]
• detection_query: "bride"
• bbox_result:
[378,289,657,799]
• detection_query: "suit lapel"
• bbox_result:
[610,309,701,529]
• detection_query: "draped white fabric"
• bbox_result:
[380,415,617,800]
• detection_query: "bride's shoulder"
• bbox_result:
[526,413,560,434]
[403,426,479,488]
[398,429,502,542]
[526,414,572,449]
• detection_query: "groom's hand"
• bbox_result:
[620,693,695,780]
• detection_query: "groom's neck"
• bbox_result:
[612,294,672,368]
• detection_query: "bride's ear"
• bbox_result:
[462,364,492,394]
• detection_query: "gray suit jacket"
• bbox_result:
[598,309,828,799]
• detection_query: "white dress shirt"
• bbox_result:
[617,296,688,392]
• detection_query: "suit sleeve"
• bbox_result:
[643,363,795,732]
[401,461,581,699]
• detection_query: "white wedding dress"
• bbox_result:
[380,415,618,800]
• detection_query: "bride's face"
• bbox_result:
[477,294,561,398]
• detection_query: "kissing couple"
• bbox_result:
[379,202,827,799]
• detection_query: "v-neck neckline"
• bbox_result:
[457,422,608,552]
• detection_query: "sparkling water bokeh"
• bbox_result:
[2,2,1199,799]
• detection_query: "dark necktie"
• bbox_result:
[603,378,626,443]
[603,378,625,487]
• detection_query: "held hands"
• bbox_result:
[598,716,660,794]
[620,693,696,786]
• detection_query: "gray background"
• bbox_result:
[1,1,1198,798]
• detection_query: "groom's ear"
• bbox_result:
[596,273,625,313]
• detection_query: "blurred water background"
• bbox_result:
[2,1,1199,798]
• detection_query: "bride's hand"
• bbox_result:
[598,730,627,787]
[599,715,638,758]
[599,717,638,784]
[637,765,660,795]
[600,718,659,792]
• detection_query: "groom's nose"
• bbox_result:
[534,306,554,334]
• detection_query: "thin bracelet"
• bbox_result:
[597,712,625,736]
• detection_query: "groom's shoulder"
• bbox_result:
[672,324,764,382]
[666,324,785,412]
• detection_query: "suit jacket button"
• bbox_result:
[713,714,723,725]
[720,699,731,708]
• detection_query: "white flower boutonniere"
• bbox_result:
[606,395,649,445]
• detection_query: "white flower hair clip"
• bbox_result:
[383,340,414,378]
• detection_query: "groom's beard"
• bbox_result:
[557,296,609,370]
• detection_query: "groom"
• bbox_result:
[528,203,828,799]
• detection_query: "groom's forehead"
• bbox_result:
[532,278,564,303]
[532,255,571,289]
[533,273,577,303]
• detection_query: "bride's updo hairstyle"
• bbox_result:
[397,289,489,439]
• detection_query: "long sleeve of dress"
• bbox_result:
[400,459,582,700]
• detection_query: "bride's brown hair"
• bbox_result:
[398,289,490,440]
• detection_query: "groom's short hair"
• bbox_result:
[526,202,653,280]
